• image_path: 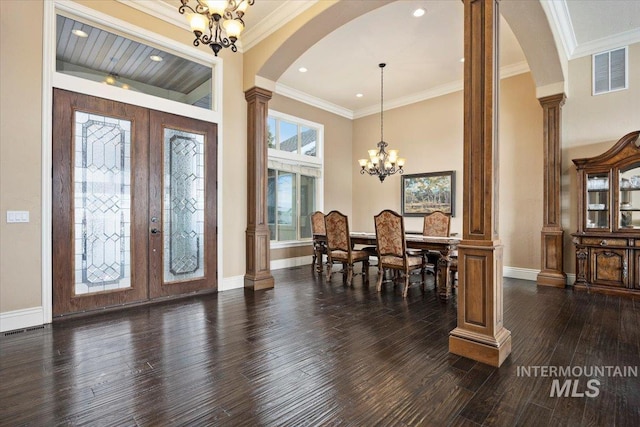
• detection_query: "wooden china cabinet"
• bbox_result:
[572,130,640,296]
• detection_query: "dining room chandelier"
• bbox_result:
[178,0,254,56]
[358,63,405,183]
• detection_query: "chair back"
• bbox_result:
[374,209,406,258]
[324,210,351,253]
[310,211,326,235]
[423,210,450,237]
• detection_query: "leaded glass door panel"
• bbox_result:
[148,111,217,298]
[53,89,149,315]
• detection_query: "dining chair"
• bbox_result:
[310,211,327,274]
[324,210,370,285]
[414,210,451,276]
[374,209,426,297]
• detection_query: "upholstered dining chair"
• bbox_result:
[411,210,451,276]
[423,210,451,237]
[324,210,370,285]
[374,209,426,297]
[310,211,327,274]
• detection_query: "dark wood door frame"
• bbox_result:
[52,89,217,316]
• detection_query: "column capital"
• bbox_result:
[538,92,566,107]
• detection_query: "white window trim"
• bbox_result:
[267,110,324,248]
[592,46,628,96]
[42,0,225,324]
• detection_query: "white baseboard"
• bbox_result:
[503,266,575,286]
[271,255,314,271]
[503,266,539,282]
[0,307,45,333]
[220,275,245,291]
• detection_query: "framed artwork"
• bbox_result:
[401,171,455,217]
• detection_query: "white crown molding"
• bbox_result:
[354,80,463,119]
[571,27,640,59]
[275,82,354,119]
[116,1,318,55]
[116,0,251,52]
[542,0,577,59]
[353,61,529,119]
[277,60,530,120]
[117,0,187,30]
[242,1,318,51]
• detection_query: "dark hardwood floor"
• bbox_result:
[1,267,639,426]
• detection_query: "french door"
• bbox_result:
[52,89,217,316]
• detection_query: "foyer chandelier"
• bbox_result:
[179,0,254,56]
[358,63,405,183]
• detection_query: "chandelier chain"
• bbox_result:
[357,63,405,183]
[380,63,384,143]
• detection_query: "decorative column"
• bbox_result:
[244,87,274,290]
[449,0,511,367]
[537,93,567,287]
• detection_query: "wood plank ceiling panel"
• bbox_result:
[55,15,211,96]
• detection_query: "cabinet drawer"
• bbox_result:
[582,237,628,246]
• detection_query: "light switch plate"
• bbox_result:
[6,211,29,223]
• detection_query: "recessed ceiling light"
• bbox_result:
[298,67,308,73]
[150,55,163,62]
[71,29,88,38]
[413,8,425,18]
[356,93,363,98]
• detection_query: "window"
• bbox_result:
[593,47,628,95]
[55,14,214,109]
[267,111,323,244]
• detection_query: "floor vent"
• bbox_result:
[3,325,45,337]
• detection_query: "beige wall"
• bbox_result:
[0,0,249,318]
[499,73,544,268]
[268,93,353,260]
[352,91,464,234]
[352,72,544,269]
[0,1,44,312]
[561,42,640,274]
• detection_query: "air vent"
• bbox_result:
[593,47,628,95]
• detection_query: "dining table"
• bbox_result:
[313,232,461,299]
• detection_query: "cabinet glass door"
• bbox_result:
[619,162,640,230]
[586,172,609,229]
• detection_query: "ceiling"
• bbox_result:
[126,1,640,116]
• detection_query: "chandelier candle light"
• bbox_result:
[179,0,254,56]
[358,63,405,183]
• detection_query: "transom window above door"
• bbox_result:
[56,14,214,110]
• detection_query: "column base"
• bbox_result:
[537,271,566,288]
[449,327,512,367]
[244,275,274,291]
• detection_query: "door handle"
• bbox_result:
[150,228,161,234]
